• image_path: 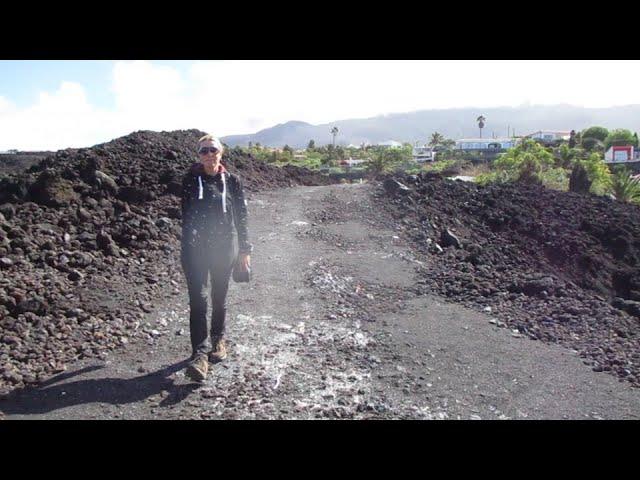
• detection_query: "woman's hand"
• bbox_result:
[238,253,251,271]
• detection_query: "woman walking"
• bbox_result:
[180,134,252,382]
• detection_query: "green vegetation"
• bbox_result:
[610,168,640,204]
[429,132,445,147]
[604,128,638,150]
[240,142,402,174]
[539,167,570,191]
[476,139,554,185]
[367,146,410,176]
[578,152,612,195]
[237,126,639,206]
[579,126,611,152]
[477,134,640,204]
[581,126,609,143]
[556,143,576,168]
[581,137,603,152]
[423,159,457,173]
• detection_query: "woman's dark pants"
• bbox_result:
[181,238,236,357]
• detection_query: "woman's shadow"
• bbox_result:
[0,360,201,416]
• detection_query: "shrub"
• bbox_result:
[581,137,604,152]
[556,144,577,168]
[578,152,612,195]
[610,168,640,204]
[493,139,555,184]
[539,167,570,191]
[581,126,609,143]
[475,170,512,185]
[423,159,456,173]
[604,128,637,150]
[366,149,404,176]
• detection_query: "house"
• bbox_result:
[524,130,572,143]
[376,140,403,148]
[604,145,636,163]
[455,137,517,150]
[412,145,436,162]
[340,157,367,167]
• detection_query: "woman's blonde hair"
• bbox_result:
[198,134,224,153]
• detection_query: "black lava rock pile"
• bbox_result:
[0,129,333,392]
[0,152,53,175]
[376,172,640,387]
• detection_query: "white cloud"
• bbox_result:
[185,60,640,130]
[2,60,640,151]
[111,60,188,130]
[0,82,102,151]
[35,81,91,114]
[0,96,14,114]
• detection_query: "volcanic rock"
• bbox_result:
[0,128,335,394]
[376,171,640,387]
[383,178,411,196]
[29,169,80,206]
[0,204,16,220]
[440,228,462,249]
[94,170,119,194]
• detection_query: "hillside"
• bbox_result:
[221,104,640,148]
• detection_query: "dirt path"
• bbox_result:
[2,183,639,419]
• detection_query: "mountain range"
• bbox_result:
[221,104,640,148]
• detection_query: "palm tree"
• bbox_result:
[429,132,445,148]
[331,127,339,147]
[477,115,486,138]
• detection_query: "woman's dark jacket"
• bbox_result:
[180,162,253,255]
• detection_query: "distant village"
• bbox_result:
[3,127,638,167]
[244,128,640,168]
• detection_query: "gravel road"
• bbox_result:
[2,183,639,419]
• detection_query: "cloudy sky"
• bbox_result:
[2,60,640,151]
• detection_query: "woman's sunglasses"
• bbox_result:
[198,147,219,155]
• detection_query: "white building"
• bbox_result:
[412,145,436,162]
[341,157,367,167]
[455,137,517,150]
[376,140,403,148]
[524,130,572,142]
[604,145,637,163]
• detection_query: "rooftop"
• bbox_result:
[456,137,517,142]
[525,130,572,136]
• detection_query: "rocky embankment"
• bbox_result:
[0,152,53,175]
[0,130,333,393]
[377,173,640,387]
